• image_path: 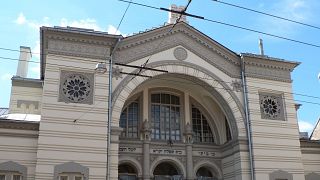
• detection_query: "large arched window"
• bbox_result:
[192,105,214,143]
[120,100,139,138]
[151,93,181,141]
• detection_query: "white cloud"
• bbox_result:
[107,25,121,35]
[60,18,103,31]
[29,64,40,78]
[15,12,26,25]
[298,120,314,133]
[1,73,13,81]
[14,13,126,35]
[32,41,41,59]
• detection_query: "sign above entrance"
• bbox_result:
[150,149,185,155]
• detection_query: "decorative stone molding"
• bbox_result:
[17,100,39,109]
[259,92,285,120]
[184,122,193,144]
[269,170,293,180]
[305,172,320,180]
[141,119,152,141]
[58,70,94,104]
[115,31,241,79]
[174,47,188,61]
[54,161,89,180]
[0,120,39,131]
[0,161,27,180]
[113,66,123,80]
[48,40,110,59]
[231,80,242,92]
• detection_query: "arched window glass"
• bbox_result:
[192,105,214,143]
[151,93,181,141]
[225,118,232,142]
[120,101,139,138]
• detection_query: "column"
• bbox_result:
[184,93,194,180]
[185,123,194,180]
[142,88,151,180]
[110,126,123,180]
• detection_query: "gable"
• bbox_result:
[114,22,241,79]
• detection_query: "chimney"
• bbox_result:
[16,46,32,78]
[168,4,188,24]
[259,39,264,56]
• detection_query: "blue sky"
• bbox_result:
[1,0,320,134]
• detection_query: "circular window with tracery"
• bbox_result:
[260,95,281,119]
[62,74,91,103]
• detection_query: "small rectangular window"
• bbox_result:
[0,174,5,180]
[75,176,83,180]
[13,175,21,180]
[60,176,68,180]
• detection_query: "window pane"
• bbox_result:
[120,101,139,138]
[0,175,5,180]
[151,93,181,141]
[75,176,83,180]
[60,176,68,180]
[192,105,214,143]
[13,175,21,180]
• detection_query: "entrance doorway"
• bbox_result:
[118,163,138,180]
[196,167,217,180]
[153,162,182,180]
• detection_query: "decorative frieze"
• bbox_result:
[48,40,110,59]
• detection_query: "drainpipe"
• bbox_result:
[107,37,122,180]
[240,54,255,180]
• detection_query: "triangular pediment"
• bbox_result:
[114,22,241,78]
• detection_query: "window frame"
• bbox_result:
[59,173,84,180]
[190,98,218,144]
[149,88,185,142]
[0,173,22,180]
[191,104,214,143]
[119,93,142,139]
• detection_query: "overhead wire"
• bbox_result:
[118,0,320,48]
[133,0,192,78]
[2,55,320,102]
[211,0,320,30]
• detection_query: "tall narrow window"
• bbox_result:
[151,93,181,141]
[192,105,214,143]
[225,118,232,141]
[120,101,139,138]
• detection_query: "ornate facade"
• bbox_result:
[0,22,320,180]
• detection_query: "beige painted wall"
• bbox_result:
[0,127,38,180]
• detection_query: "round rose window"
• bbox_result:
[62,74,91,103]
[260,95,281,119]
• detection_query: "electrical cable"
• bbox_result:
[211,0,320,30]
[118,0,320,48]
[133,0,192,78]
[2,55,320,102]
[116,0,132,33]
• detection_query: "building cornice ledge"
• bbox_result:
[0,119,39,131]
[241,53,300,71]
